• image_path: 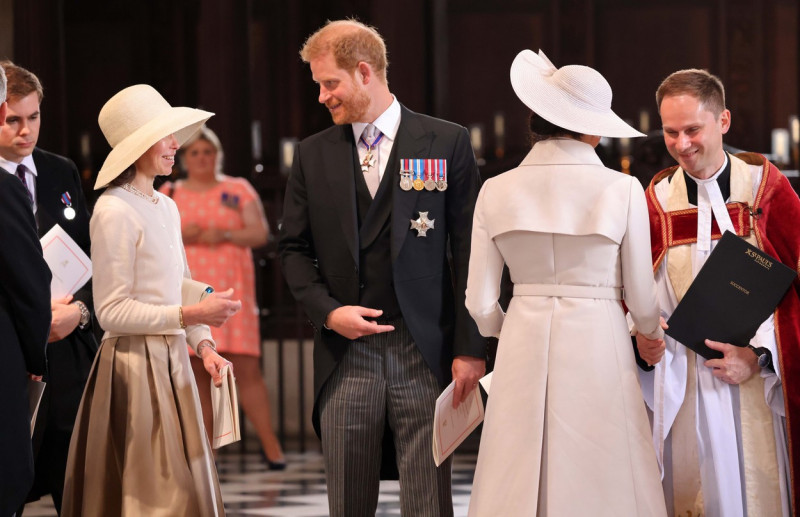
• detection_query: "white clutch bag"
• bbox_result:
[182,278,214,305]
[211,364,241,449]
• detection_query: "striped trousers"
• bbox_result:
[319,319,453,517]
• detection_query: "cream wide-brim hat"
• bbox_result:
[510,49,644,139]
[94,84,214,189]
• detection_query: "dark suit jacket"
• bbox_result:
[279,105,486,435]
[0,172,52,517]
[29,148,98,500]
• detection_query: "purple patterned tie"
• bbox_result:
[15,163,33,204]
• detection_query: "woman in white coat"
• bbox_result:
[466,50,667,516]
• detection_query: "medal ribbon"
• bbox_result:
[359,132,384,151]
[61,191,72,207]
[413,159,424,183]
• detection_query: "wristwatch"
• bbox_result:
[747,344,774,372]
[75,300,91,330]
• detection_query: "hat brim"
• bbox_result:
[94,107,213,189]
[510,52,644,139]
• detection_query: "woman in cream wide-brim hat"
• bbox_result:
[465,51,668,516]
[62,85,241,517]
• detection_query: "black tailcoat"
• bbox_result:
[279,106,486,439]
[0,172,51,516]
[28,148,98,508]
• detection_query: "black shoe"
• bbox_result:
[260,449,286,470]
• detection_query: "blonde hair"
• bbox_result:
[181,125,224,173]
[300,19,388,83]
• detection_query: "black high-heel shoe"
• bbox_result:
[260,450,287,470]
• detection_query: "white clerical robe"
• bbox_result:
[640,158,791,517]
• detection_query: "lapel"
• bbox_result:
[322,127,360,267]
[390,107,432,261]
[32,149,57,234]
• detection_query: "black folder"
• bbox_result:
[666,231,796,360]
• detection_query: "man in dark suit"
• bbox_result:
[0,61,97,515]
[0,66,52,517]
[279,20,486,517]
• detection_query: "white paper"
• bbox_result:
[28,379,46,437]
[432,380,484,466]
[40,224,92,298]
[211,364,241,449]
[479,372,493,394]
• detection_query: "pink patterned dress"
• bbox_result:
[161,176,262,356]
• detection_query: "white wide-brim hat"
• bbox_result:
[510,49,644,139]
[94,84,214,189]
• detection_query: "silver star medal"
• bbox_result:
[361,151,376,173]
[410,211,435,237]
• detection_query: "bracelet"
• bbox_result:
[74,300,91,329]
[197,341,217,358]
[178,306,187,329]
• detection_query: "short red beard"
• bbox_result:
[330,87,371,125]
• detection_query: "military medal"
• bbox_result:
[412,159,425,191]
[410,211,435,237]
[424,159,436,191]
[435,159,448,191]
[399,160,413,191]
[61,191,76,220]
[360,132,384,173]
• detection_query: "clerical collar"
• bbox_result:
[682,153,731,206]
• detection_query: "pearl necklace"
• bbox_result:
[122,183,159,204]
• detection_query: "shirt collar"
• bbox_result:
[682,153,730,205]
[0,153,38,177]
[351,96,402,143]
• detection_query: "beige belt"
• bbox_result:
[513,283,622,300]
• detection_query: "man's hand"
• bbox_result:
[49,295,81,342]
[704,339,759,384]
[325,306,394,340]
[451,355,486,409]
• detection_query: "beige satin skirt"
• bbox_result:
[62,334,224,517]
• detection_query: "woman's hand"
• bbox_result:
[182,223,202,245]
[182,287,242,327]
[198,228,227,245]
[199,342,231,387]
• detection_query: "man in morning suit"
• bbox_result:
[0,61,98,515]
[279,19,486,517]
[0,65,52,517]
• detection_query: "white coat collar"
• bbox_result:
[520,138,604,167]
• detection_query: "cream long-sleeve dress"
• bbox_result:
[62,186,224,517]
[466,138,666,517]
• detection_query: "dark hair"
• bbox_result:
[528,112,583,145]
[109,166,136,187]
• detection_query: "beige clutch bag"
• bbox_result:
[211,364,241,449]
[181,278,214,305]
